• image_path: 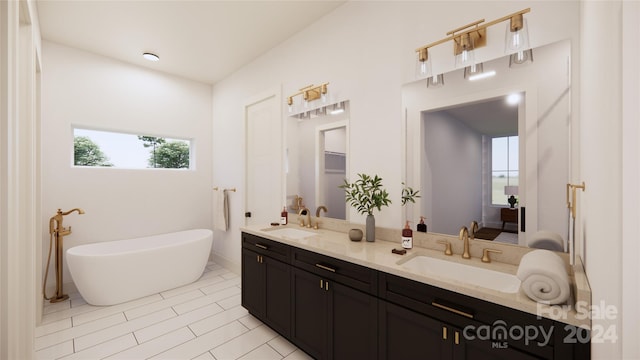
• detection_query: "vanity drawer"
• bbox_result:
[378,271,567,358]
[242,232,290,263]
[291,247,377,295]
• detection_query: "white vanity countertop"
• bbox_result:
[241,223,591,328]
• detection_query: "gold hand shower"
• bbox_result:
[43,208,85,303]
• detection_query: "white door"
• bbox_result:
[245,90,283,226]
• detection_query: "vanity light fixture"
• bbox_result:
[142,52,160,62]
[415,8,532,82]
[287,83,329,113]
[464,63,484,79]
[427,74,445,88]
[330,102,345,115]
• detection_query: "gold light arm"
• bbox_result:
[287,82,329,105]
[415,8,531,55]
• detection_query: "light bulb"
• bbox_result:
[505,16,530,54]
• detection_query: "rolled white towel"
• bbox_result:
[527,230,564,252]
[517,249,570,305]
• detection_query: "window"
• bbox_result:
[73,128,192,169]
[491,136,518,205]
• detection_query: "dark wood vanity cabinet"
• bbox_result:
[241,233,291,337]
[291,248,378,360]
[241,232,590,360]
[379,272,590,360]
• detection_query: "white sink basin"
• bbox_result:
[399,255,521,294]
[263,227,318,240]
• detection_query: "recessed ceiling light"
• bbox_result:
[506,93,522,105]
[142,52,159,62]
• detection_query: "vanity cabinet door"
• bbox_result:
[379,300,453,360]
[291,267,378,360]
[291,267,328,359]
[241,247,291,337]
[329,280,378,360]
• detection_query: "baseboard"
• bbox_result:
[210,252,240,275]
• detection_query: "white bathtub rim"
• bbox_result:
[67,228,213,257]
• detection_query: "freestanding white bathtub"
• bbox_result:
[67,229,213,306]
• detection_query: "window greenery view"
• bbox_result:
[73,128,191,169]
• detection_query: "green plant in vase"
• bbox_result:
[340,173,391,242]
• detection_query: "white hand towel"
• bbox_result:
[527,230,564,252]
[517,249,570,305]
[213,189,229,231]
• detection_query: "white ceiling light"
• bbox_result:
[506,93,522,105]
[143,52,160,62]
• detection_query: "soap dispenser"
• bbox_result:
[280,207,288,225]
[402,221,413,249]
[417,216,427,233]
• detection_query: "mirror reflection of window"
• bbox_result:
[491,136,519,206]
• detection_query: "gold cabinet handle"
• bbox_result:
[315,263,336,273]
[455,331,460,345]
[431,301,474,319]
[255,243,268,250]
[320,279,324,289]
[442,326,448,340]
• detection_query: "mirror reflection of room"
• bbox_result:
[404,40,572,251]
[423,96,520,245]
[286,101,349,220]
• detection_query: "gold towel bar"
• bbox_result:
[213,187,236,192]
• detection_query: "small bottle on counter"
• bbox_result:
[280,207,288,225]
[417,216,427,233]
[402,221,413,249]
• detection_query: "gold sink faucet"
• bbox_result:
[316,205,327,218]
[459,226,471,259]
[298,207,311,228]
[314,206,328,230]
[469,221,478,240]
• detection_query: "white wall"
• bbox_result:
[580,2,623,359]
[41,42,213,291]
[424,111,482,235]
[1,0,42,357]
[211,0,581,270]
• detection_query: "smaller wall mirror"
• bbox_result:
[286,102,350,220]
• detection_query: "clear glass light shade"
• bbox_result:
[455,48,475,69]
[427,74,445,88]
[509,49,533,67]
[505,18,530,54]
[415,51,432,79]
[464,63,484,79]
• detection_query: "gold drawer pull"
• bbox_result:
[255,243,268,250]
[431,301,474,319]
[455,331,460,345]
[315,263,336,273]
[442,326,447,340]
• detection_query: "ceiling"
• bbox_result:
[36,0,346,85]
[436,96,519,136]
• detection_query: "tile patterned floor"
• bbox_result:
[35,261,312,360]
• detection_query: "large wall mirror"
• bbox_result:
[403,40,571,251]
[286,102,350,220]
